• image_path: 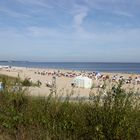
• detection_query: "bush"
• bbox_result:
[0,75,140,139]
[21,78,32,86]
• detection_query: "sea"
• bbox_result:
[0,61,140,74]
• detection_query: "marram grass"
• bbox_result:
[0,75,140,140]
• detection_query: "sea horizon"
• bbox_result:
[0,60,140,63]
[0,61,140,74]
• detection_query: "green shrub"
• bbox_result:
[21,78,32,86]
[0,75,140,140]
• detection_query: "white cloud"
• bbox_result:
[0,7,29,18]
[19,24,140,46]
[0,25,140,62]
[111,10,133,17]
[25,26,64,39]
[74,10,87,25]
[82,0,135,17]
[16,0,51,8]
[0,0,140,61]
[72,4,88,32]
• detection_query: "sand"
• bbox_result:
[0,66,139,98]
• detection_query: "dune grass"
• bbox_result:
[0,75,140,140]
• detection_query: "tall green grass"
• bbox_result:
[0,75,140,140]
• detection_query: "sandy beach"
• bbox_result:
[0,66,140,97]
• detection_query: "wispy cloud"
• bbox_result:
[83,0,135,17]
[0,6,29,18]
[111,10,133,17]
[0,0,140,61]
[16,0,51,8]
[73,4,88,31]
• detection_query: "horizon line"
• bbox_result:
[0,60,140,63]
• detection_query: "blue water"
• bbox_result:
[0,62,140,74]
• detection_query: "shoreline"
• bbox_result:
[0,62,140,74]
[1,65,140,75]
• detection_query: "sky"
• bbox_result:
[0,0,140,62]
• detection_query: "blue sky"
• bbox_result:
[0,0,140,62]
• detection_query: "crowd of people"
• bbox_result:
[34,70,140,85]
